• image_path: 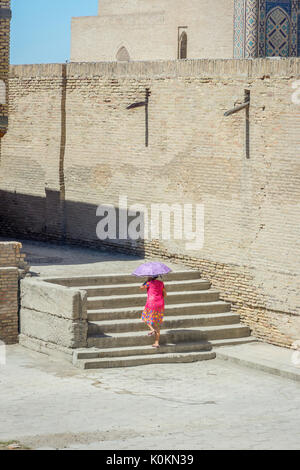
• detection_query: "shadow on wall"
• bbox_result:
[0,189,146,263]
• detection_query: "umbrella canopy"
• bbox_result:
[132,262,172,277]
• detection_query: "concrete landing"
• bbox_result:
[216,341,300,383]
[0,237,189,277]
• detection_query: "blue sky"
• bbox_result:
[11,0,98,64]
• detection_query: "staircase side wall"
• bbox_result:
[19,279,88,357]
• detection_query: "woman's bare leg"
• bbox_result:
[145,322,155,334]
[153,326,161,347]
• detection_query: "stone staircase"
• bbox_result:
[58,270,254,369]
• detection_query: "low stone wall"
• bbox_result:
[19,278,88,360]
[0,242,29,344]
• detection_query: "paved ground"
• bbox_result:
[0,345,299,450]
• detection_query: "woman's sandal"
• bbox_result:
[148,331,155,336]
[152,344,160,349]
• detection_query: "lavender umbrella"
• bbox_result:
[132,262,172,277]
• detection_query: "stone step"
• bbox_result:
[44,270,201,288]
[88,312,241,335]
[87,290,220,310]
[87,301,232,321]
[74,337,258,361]
[87,324,251,349]
[74,341,213,361]
[212,337,259,348]
[40,267,254,370]
[75,350,216,370]
[79,279,211,297]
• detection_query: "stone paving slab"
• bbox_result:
[0,345,300,450]
[216,342,300,383]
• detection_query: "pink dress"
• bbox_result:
[141,280,165,327]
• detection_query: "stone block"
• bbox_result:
[20,307,88,349]
[21,279,87,321]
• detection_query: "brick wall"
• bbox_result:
[0,242,28,344]
[0,0,11,137]
[0,59,299,347]
[0,241,28,268]
[0,267,18,344]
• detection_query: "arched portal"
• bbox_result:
[116,46,130,62]
[179,32,187,59]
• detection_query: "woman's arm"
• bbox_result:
[140,281,149,290]
[163,288,167,298]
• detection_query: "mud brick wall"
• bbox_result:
[0,59,299,347]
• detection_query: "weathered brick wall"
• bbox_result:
[0,59,300,348]
[0,267,18,344]
[0,241,27,268]
[0,0,11,137]
[0,242,28,344]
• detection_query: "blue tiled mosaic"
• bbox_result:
[234,0,300,57]
[298,2,300,54]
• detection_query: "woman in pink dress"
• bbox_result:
[140,276,167,348]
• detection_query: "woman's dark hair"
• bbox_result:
[147,276,159,281]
